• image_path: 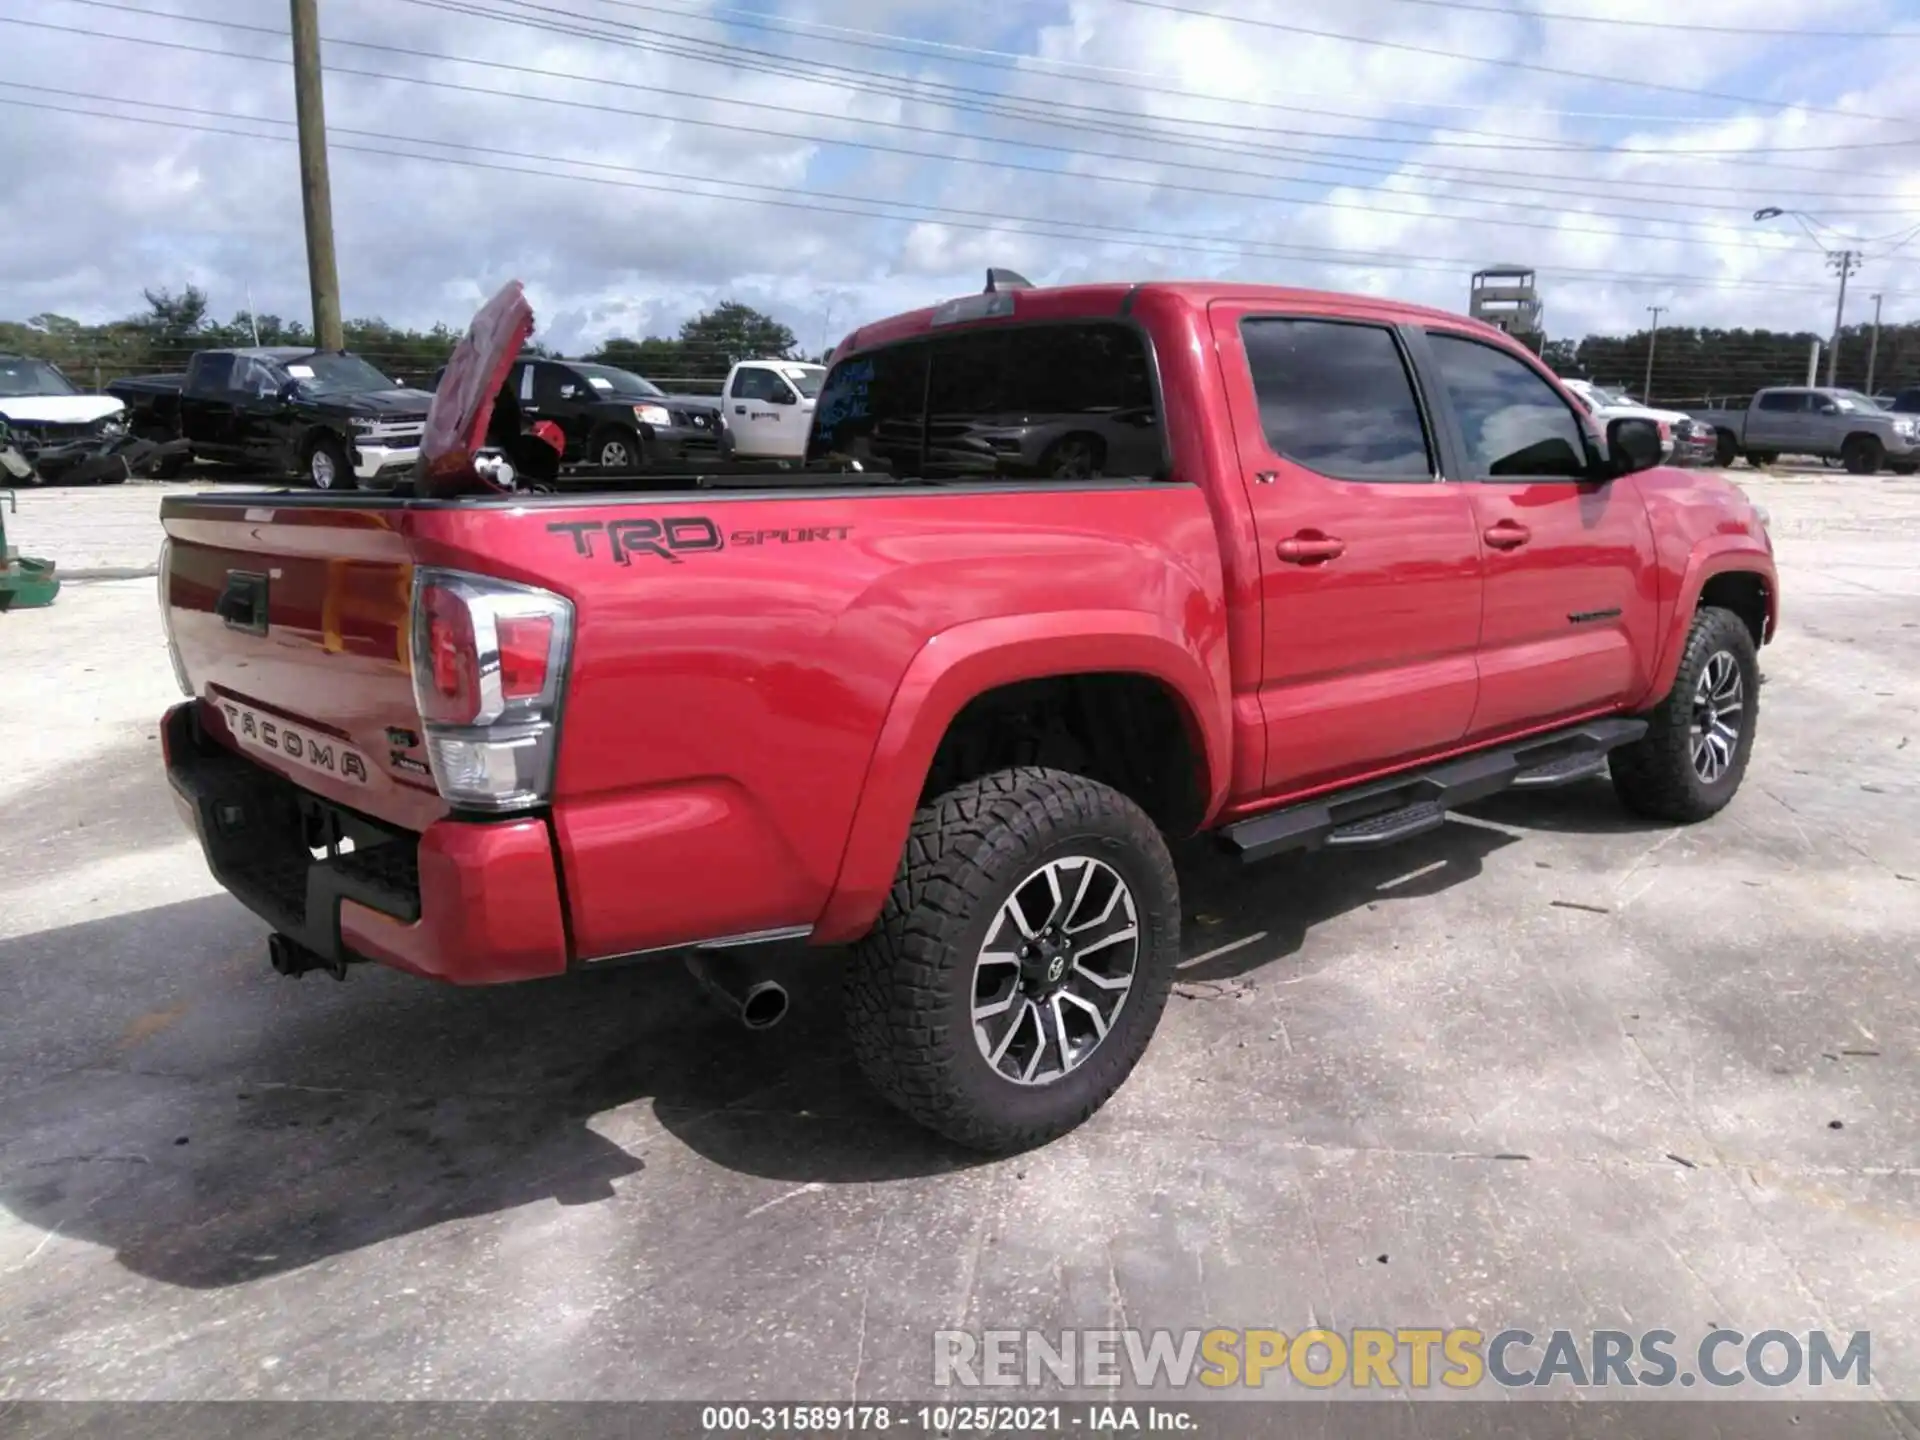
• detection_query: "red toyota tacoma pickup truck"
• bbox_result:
[159,276,1777,1151]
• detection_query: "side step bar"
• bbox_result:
[1221,717,1648,865]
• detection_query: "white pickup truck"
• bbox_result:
[716,359,826,460]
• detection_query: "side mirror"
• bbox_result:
[1606,416,1663,477]
[277,379,302,403]
[1817,401,1840,415]
[769,388,795,406]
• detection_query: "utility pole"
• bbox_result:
[290,0,343,351]
[1643,305,1665,402]
[1825,249,1860,387]
[1866,292,1884,397]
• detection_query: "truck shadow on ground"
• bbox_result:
[0,786,1616,1291]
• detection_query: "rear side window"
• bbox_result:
[1756,391,1808,412]
[189,354,235,394]
[1428,333,1589,480]
[1240,319,1433,480]
[808,322,1163,481]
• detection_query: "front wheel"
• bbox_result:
[1610,606,1759,823]
[308,434,354,490]
[846,767,1181,1152]
[590,425,642,470]
[1843,435,1884,476]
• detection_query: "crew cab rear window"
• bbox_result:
[808,322,1164,482]
[1240,319,1433,480]
[1756,391,1809,412]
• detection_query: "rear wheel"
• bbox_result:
[846,767,1181,1152]
[1714,431,1737,468]
[307,434,353,491]
[1746,450,1777,468]
[1843,434,1884,475]
[1610,606,1759,823]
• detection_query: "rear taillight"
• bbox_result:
[408,569,573,811]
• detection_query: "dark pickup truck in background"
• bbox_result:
[112,348,434,489]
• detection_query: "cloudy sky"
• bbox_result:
[2,0,1918,357]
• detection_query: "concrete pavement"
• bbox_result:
[0,473,1916,1410]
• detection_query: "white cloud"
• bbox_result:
[2,0,1916,357]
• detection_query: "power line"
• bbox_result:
[36,0,1920,201]
[3,86,1900,301]
[1363,0,1917,40]
[455,0,1920,156]
[571,0,1790,131]
[19,13,1914,253]
[1114,0,1920,128]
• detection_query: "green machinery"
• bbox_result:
[0,490,61,610]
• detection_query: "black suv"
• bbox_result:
[498,359,721,467]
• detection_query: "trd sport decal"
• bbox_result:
[548,518,853,564]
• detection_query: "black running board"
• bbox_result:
[1221,717,1648,864]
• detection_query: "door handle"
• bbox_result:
[734,405,747,415]
[1276,532,1346,564]
[1483,521,1532,550]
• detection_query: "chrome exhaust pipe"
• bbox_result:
[685,951,789,1031]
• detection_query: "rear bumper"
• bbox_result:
[162,701,568,984]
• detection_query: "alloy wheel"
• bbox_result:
[971,855,1139,1086]
[1690,650,1743,783]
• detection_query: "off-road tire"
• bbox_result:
[1610,606,1759,823]
[845,767,1181,1153]
[307,433,353,490]
[1843,434,1884,476]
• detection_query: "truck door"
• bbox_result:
[182,354,240,458]
[527,362,590,458]
[1746,389,1809,453]
[728,366,795,456]
[1208,302,1484,793]
[233,354,293,469]
[1416,327,1660,736]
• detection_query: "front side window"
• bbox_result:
[1428,333,1590,480]
[733,368,778,402]
[1240,319,1433,480]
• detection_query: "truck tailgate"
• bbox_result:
[162,497,444,833]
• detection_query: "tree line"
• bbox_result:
[1541,319,1920,406]
[6,283,1915,407]
[0,286,803,393]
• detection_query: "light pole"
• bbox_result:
[1754,207,1860,389]
[1866,292,1885,397]
[1643,304,1664,403]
